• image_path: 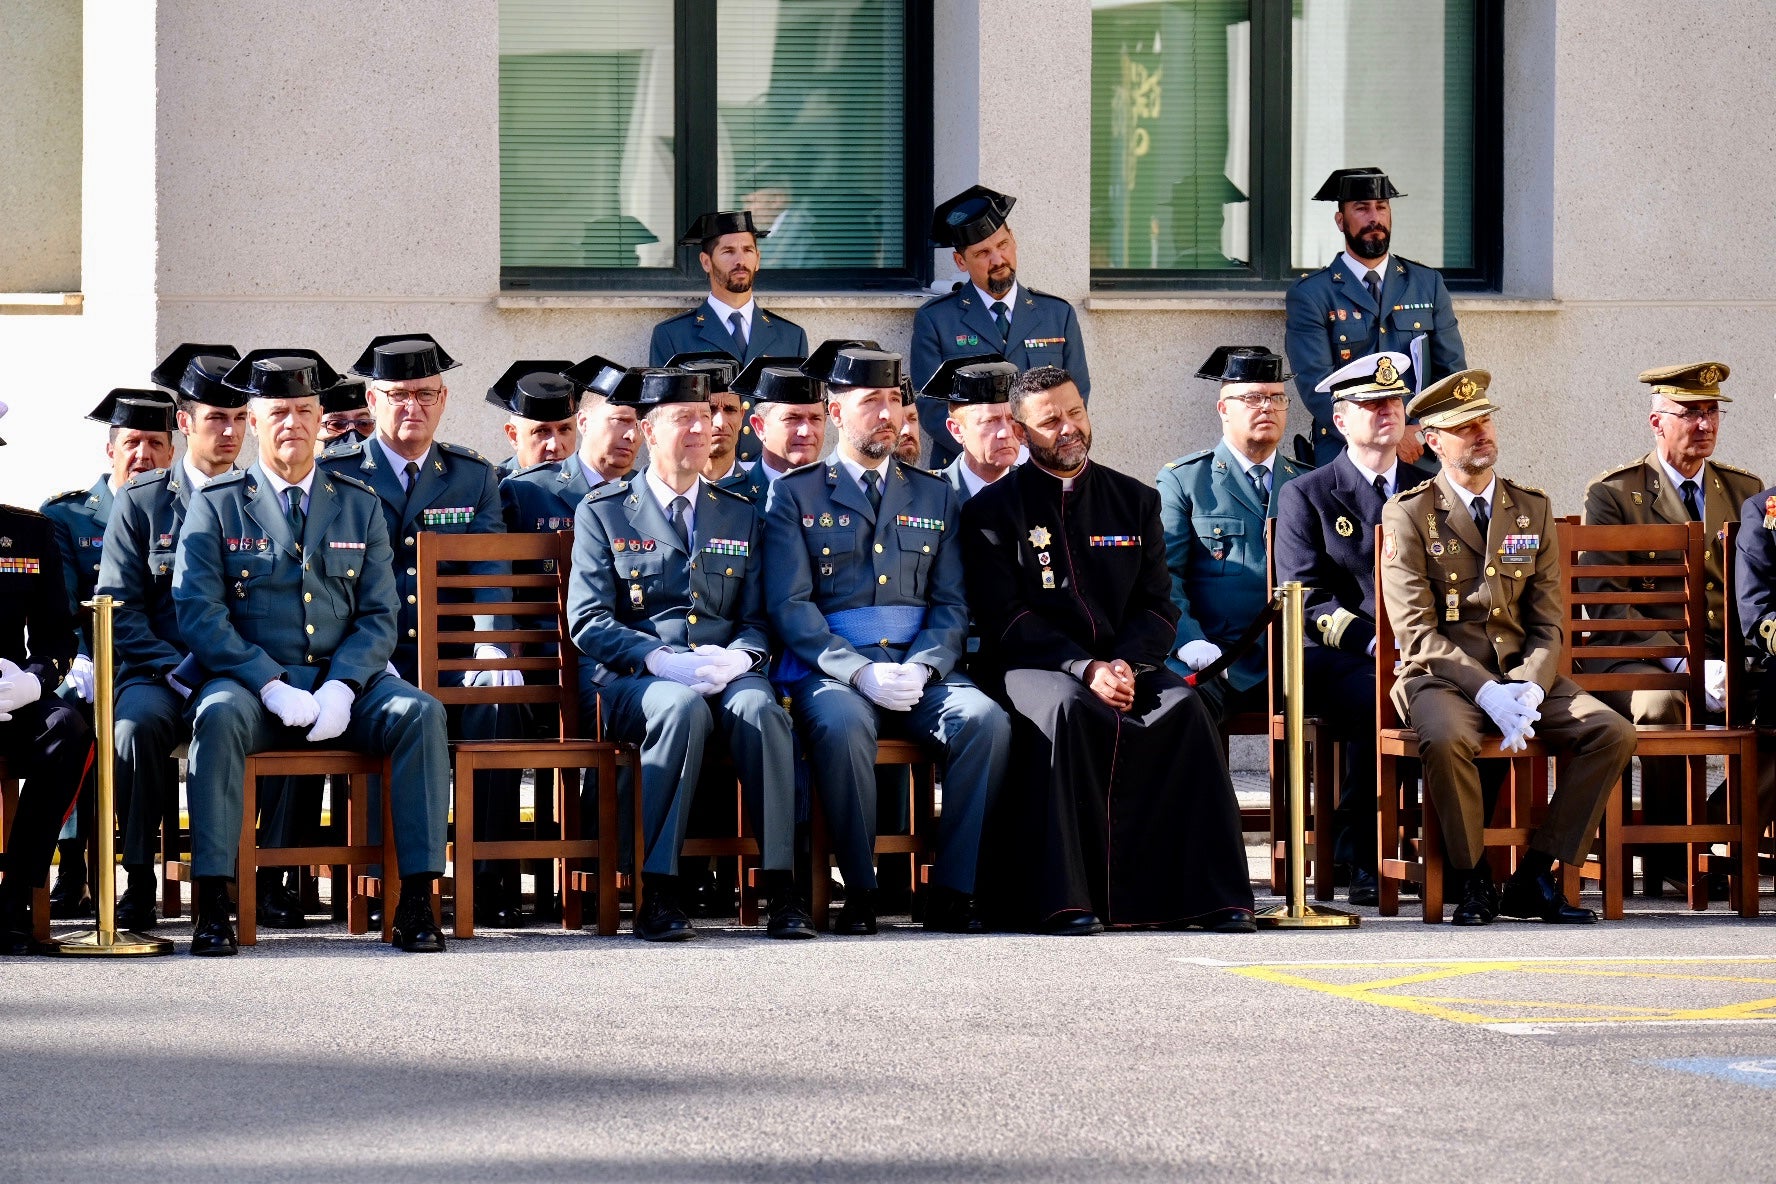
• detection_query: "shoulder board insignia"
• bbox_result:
[331,472,376,496]
[205,470,250,489]
[1398,478,1436,497]
[588,480,629,502]
[1712,460,1760,479]
[438,441,488,464]
[48,489,88,502]
[510,461,557,479]
[1504,479,1547,497]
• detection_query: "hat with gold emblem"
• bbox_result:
[1315,350,1412,403]
[1408,368,1496,430]
[1638,361,1732,404]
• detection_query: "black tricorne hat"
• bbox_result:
[222,349,343,400]
[320,379,369,415]
[919,353,1011,404]
[631,368,710,407]
[1196,346,1292,385]
[561,354,629,402]
[151,343,241,394]
[678,210,769,247]
[736,355,818,405]
[87,389,177,432]
[155,344,249,408]
[666,351,739,392]
[930,185,1016,250]
[486,360,574,413]
[1311,167,1405,204]
[348,333,460,382]
[801,339,881,385]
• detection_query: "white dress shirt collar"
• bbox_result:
[837,452,891,498]
[1345,451,1400,496]
[1656,451,1705,493]
[705,294,756,341]
[182,454,228,492]
[1456,476,1497,523]
[757,457,787,485]
[261,463,316,510]
[1341,251,1391,290]
[376,436,430,489]
[644,467,701,540]
[972,280,1020,321]
[1223,440,1277,478]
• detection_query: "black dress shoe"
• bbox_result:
[1348,868,1379,908]
[923,887,987,934]
[764,893,818,940]
[49,845,92,920]
[474,872,526,928]
[391,890,446,953]
[116,867,158,931]
[834,889,878,935]
[1196,907,1257,933]
[190,879,239,956]
[634,889,697,942]
[1040,910,1104,935]
[255,870,307,930]
[1450,867,1496,926]
[1,889,39,955]
[1498,870,1597,924]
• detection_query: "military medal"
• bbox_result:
[802,515,815,528]
[642,538,656,551]
[1425,513,1440,540]
[1429,542,1444,556]
[1632,491,1643,505]
[1445,589,1460,622]
[629,584,644,607]
[0,556,40,574]
[1037,551,1050,565]
[820,563,833,578]
[1041,569,1056,589]
[1028,526,1052,548]
[614,538,626,552]
[1447,540,1461,555]
[838,514,850,527]
[1516,515,1530,529]
[1765,495,1776,530]
[819,512,833,528]
[1334,515,1354,538]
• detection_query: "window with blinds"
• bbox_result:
[500,0,924,287]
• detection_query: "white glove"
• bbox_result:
[1508,682,1545,714]
[1705,659,1726,713]
[854,662,923,711]
[64,655,96,704]
[688,645,755,693]
[1475,680,1537,740]
[260,679,320,729]
[646,648,721,696]
[465,644,525,688]
[306,680,355,742]
[1366,637,1379,657]
[1176,640,1222,672]
[0,658,44,721]
[385,661,400,678]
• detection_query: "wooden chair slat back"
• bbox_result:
[1563,519,1708,715]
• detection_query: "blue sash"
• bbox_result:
[773,604,926,690]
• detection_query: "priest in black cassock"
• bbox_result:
[961,366,1256,935]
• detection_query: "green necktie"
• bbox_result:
[862,469,882,513]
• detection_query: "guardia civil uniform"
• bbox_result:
[911,186,1090,469]
[763,347,1010,927]
[1381,371,1634,923]
[722,356,817,507]
[1158,347,1308,716]
[920,353,1019,510]
[648,212,809,389]
[1284,168,1466,466]
[486,359,575,484]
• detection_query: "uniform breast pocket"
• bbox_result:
[1390,307,1434,337]
[231,552,277,618]
[806,530,856,599]
[1194,517,1244,570]
[894,526,939,598]
[322,549,365,618]
[618,552,667,618]
[148,549,178,589]
[1435,560,1484,620]
[1020,340,1066,370]
[696,563,742,619]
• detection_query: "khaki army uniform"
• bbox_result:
[1381,471,1636,868]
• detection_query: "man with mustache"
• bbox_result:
[1381,370,1634,926]
[911,185,1090,470]
[318,379,374,449]
[962,366,1255,935]
[650,211,808,467]
[1285,167,1466,467]
[41,388,177,919]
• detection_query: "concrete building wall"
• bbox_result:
[4,0,1775,519]
[0,0,82,295]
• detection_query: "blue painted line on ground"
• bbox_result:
[1652,1057,1776,1089]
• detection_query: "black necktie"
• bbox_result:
[1249,464,1270,510]
[1373,474,1388,500]
[402,460,421,512]
[729,311,748,355]
[1680,479,1702,521]
[1364,268,1382,306]
[1471,497,1490,541]
[861,469,882,513]
[668,495,690,550]
[285,488,305,546]
[990,300,1010,345]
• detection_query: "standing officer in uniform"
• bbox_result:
[724,355,821,504]
[94,345,250,929]
[664,352,748,487]
[1275,351,1435,904]
[174,354,451,954]
[486,360,578,481]
[649,210,808,466]
[911,185,1090,470]
[1735,473,1776,829]
[0,400,92,953]
[1285,167,1464,467]
[318,378,374,448]
[567,368,815,941]
[42,388,177,917]
[1159,346,1307,721]
[1583,361,1764,894]
[1381,370,1636,926]
[764,342,1011,935]
[922,356,1020,506]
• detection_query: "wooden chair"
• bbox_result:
[807,739,939,930]
[1374,524,1569,921]
[415,529,635,938]
[0,758,53,942]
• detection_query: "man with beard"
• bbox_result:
[42,388,177,918]
[318,379,374,449]
[764,342,1010,935]
[962,366,1255,934]
[1583,362,1767,894]
[92,344,251,929]
[486,360,578,481]
[1285,167,1465,467]
[1275,351,1436,905]
[1381,370,1635,926]
[894,384,925,467]
[650,210,808,461]
[921,356,1020,505]
[724,355,822,505]
[1160,347,1308,721]
[911,186,1090,470]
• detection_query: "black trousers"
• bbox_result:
[0,695,92,891]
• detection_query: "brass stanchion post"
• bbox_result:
[1257,581,1358,929]
[48,595,173,956]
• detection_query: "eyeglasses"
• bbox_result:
[1225,394,1290,410]
[1656,406,1724,424]
[323,415,376,434]
[379,387,445,406]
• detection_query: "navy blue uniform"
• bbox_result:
[649,304,808,370]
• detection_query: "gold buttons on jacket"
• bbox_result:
[878,574,889,585]
[1485,566,1496,576]
[303,592,312,603]
[822,547,830,556]
[405,536,415,546]
[408,628,417,638]
[725,568,733,576]
[305,624,315,635]
[687,613,698,624]
[874,543,883,553]
[407,595,417,605]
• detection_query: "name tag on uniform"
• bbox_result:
[895,515,944,531]
[702,538,749,557]
[328,540,366,551]
[1088,535,1142,547]
[421,506,475,527]
[0,557,42,574]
